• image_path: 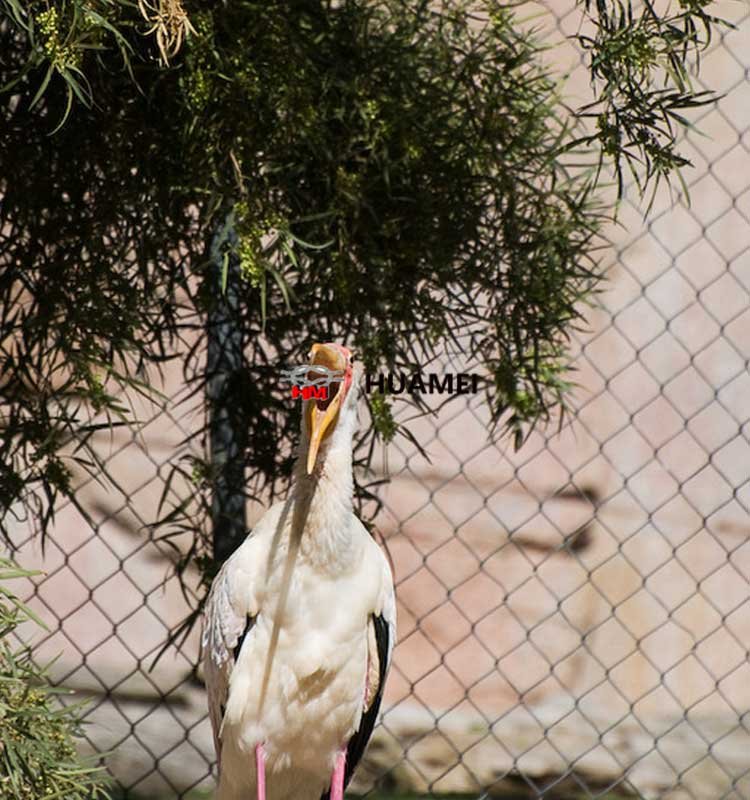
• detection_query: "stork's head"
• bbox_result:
[304,342,357,475]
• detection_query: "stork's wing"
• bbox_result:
[322,549,396,799]
[202,560,255,766]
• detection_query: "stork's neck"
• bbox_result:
[289,426,357,571]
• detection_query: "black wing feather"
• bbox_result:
[321,613,389,800]
[233,614,255,662]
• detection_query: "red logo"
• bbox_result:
[280,365,345,401]
[291,385,330,401]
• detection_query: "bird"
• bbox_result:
[201,342,396,800]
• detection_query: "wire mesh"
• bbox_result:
[7,1,750,798]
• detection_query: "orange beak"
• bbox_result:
[306,343,349,474]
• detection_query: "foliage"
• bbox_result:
[0,0,732,563]
[572,0,727,203]
[0,559,110,799]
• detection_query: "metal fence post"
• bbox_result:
[207,208,247,564]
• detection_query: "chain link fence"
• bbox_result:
[8,1,750,798]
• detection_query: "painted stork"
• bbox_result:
[202,343,396,800]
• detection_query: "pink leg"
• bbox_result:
[330,749,346,800]
[255,743,266,800]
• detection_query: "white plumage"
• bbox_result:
[202,343,396,800]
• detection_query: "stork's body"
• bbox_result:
[202,344,395,800]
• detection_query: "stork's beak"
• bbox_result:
[306,343,350,474]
